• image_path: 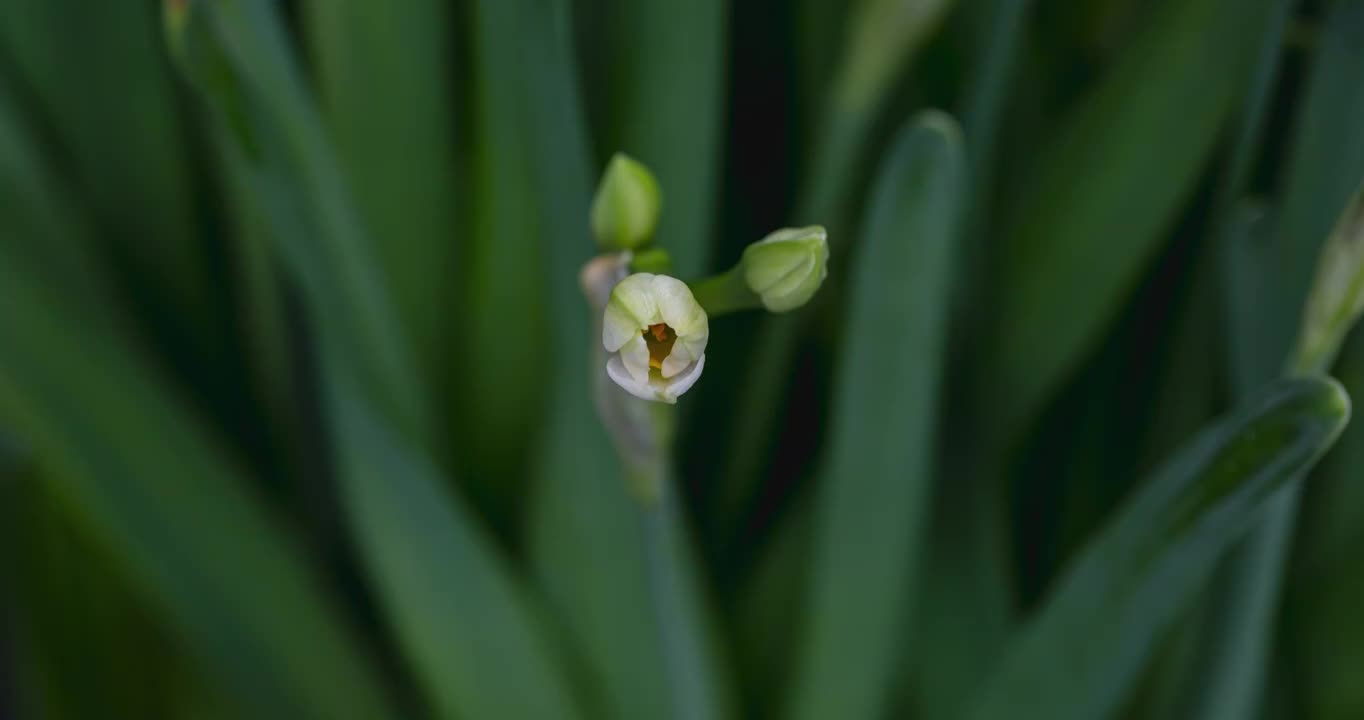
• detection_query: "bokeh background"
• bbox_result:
[1,0,1362,718]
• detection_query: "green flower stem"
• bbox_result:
[689,268,763,317]
[639,463,717,720]
[583,252,726,718]
[631,247,675,275]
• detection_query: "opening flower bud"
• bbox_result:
[591,153,662,251]
[741,225,830,312]
[602,273,709,404]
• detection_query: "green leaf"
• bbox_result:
[0,0,207,332]
[989,0,1284,440]
[908,472,1012,719]
[303,0,459,396]
[171,0,428,442]
[900,4,1037,714]
[331,384,587,720]
[1131,133,1288,714]
[2,480,204,719]
[173,4,588,718]
[458,0,555,487]
[734,499,813,715]
[0,72,105,309]
[964,377,1350,720]
[957,0,1034,186]
[1287,332,1364,719]
[802,0,959,227]
[1294,186,1364,375]
[216,142,297,444]
[1186,3,1364,713]
[597,0,726,278]
[788,111,965,720]
[0,251,401,720]
[1260,0,1364,369]
[1207,0,1297,218]
[1220,203,1280,397]
[717,0,959,528]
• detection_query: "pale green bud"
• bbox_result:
[602,273,709,404]
[591,153,662,251]
[741,225,830,312]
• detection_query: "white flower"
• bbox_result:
[602,273,709,404]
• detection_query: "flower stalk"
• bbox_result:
[581,253,675,502]
[691,225,829,316]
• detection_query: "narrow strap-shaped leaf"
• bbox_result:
[0,72,105,309]
[1260,0,1364,370]
[1287,332,1364,719]
[172,3,587,717]
[458,0,552,487]
[0,252,401,720]
[3,479,206,719]
[734,497,813,715]
[598,0,726,279]
[910,480,1012,719]
[1112,0,1293,701]
[964,377,1350,720]
[1187,189,1364,718]
[717,0,959,542]
[788,112,965,720]
[217,142,297,446]
[958,0,1034,189]
[304,0,459,398]
[1135,0,1295,465]
[1187,3,1364,713]
[330,382,586,720]
[173,0,427,441]
[988,0,1282,441]
[903,4,1036,714]
[0,0,202,316]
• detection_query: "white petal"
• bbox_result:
[615,274,662,322]
[654,354,705,402]
[617,335,652,385]
[605,354,706,405]
[603,273,667,351]
[606,354,661,402]
[660,335,697,378]
[603,301,641,351]
[652,275,708,339]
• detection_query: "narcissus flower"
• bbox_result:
[603,273,709,404]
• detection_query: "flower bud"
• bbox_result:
[741,225,829,312]
[591,153,662,251]
[602,273,709,404]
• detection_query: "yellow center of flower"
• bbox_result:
[644,323,677,370]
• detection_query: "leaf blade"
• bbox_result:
[788,111,966,720]
[0,251,401,720]
[965,377,1350,720]
[989,0,1284,440]
[303,0,459,395]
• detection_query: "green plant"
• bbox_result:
[1,0,1363,719]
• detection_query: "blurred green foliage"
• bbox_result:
[1,0,1363,719]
